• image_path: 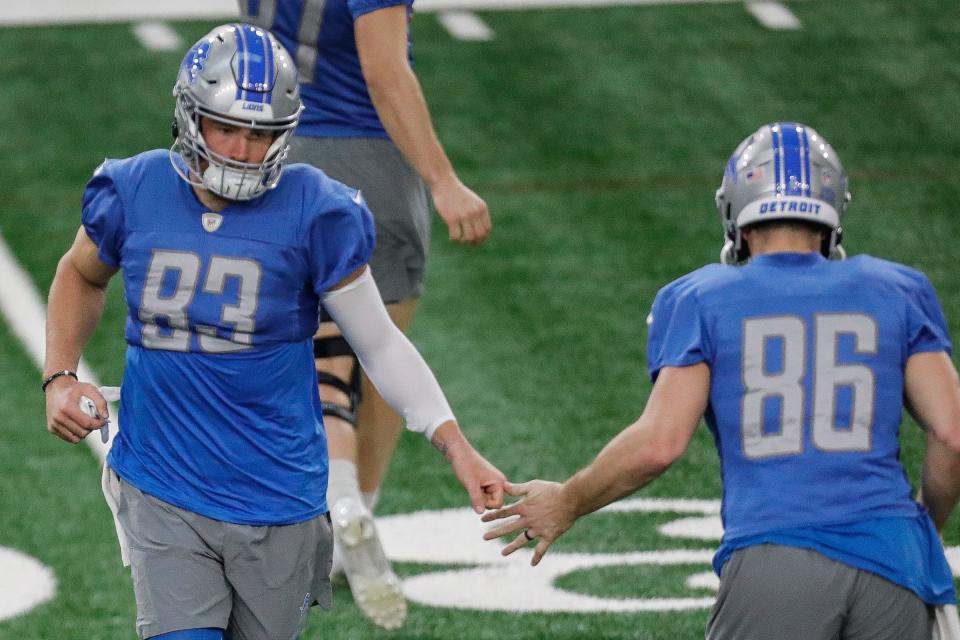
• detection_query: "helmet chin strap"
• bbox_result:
[827,229,846,260]
[720,240,737,265]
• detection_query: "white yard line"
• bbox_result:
[0,0,236,26]
[745,1,801,30]
[2,0,806,24]
[438,11,494,40]
[0,232,113,463]
[131,21,183,51]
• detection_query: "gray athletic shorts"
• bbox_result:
[288,136,431,303]
[104,467,333,640]
[706,543,932,640]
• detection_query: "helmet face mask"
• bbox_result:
[170,23,303,201]
[715,122,851,264]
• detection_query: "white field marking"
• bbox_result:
[132,21,183,51]
[658,515,725,540]
[0,547,56,621]
[686,571,720,591]
[600,497,721,514]
[401,559,717,612]
[378,499,720,612]
[745,1,801,30]
[377,500,960,612]
[437,11,494,40]
[945,546,960,577]
[1,0,807,25]
[0,232,115,462]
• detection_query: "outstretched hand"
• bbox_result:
[481,480,575,566]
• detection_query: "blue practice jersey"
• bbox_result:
[240,0,414,138]
[647,252,956,604]
[83,150,375,525]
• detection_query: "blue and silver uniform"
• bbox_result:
[240,0,414,138]
[648,252,956,605]
[83,150,375,525]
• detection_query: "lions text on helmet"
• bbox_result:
[715,122,852,264]
[171,23,304,201]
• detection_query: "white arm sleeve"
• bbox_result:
[322,268,455,441]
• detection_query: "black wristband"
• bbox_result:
[41,370,78,392]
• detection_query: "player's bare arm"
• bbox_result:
[325,267,506,512]
[905,351,960,529]
[355,6,490,245]
[483,363,709,565]
[44,227,118,443]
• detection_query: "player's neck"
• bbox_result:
[745,230,820,257]
[193,186,230,212]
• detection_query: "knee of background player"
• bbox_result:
[313,322,361,417]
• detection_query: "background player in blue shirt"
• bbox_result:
[42,23,504,640]
[238,1,493,628]
[483,122,960,639]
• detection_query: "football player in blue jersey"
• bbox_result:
[483,122,960,639]
[42,23,504,640]
[237,0,493,628]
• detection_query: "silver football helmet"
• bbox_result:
[715,122,851,264]
[171,23,303,201]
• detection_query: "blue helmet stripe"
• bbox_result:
[770,124,783,195]
[800,126,812,196]
[246,26,272,105]
[232,24,275,105]
[779,123,804,196]
[261,30,274,105]
[234,24,249,102]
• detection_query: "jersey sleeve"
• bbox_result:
[81,160,126,268]
[308,187,376,295]
[905,272,952,356]
[646,277,711,382]
[347,0,411,20]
